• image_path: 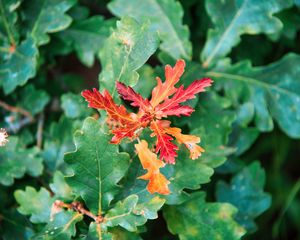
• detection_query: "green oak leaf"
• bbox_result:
[0,0,20,47]
[49,171,74,201]
[216,161,271,232]
[164,192,246,240]
[98,16,159,94]
[109,227,142,240]
[15,187,54,224]
[19,84,50,115]
[86,222,113,240]
[108,0,191,60]
[61,92,93,119]
[201,0,293,68]
[67,5,89,21]
[134,64,156,98]
[235,102,255,127]
[57,16,114,67]
[229,126,259,156]
[0,38,38,94]
[42,117,78,171]
[229,102,260,156]
[0,210,34,240]
[190,92,236,168]
[22,0,76,46]
[64,117,130,214]
[206,53,300,138]
[269,8,300,41]
[31,211,83,240]
[104,195,144,232]
[133,195,165,220]
[104,195,164,232]
[162,148,214,205]
[0,137,43,186]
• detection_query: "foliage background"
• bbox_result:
[0,0,300,239]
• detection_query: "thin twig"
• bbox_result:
[0,100,34,121]
[36,113,44,148]
[54,200,104,223]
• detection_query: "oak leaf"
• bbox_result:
[150,120,178,164]
[155,78,212,117]
[150,59,185,108]
[165,127,204,160]
[135,140,170,195]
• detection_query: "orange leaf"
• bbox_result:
[82,88,143,143]
[135,140,170,195]
[150,59,185,108]
[165,127,204,160]
[82,88,136,125]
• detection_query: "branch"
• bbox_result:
[0,100,34,120]
[53,200,104,223]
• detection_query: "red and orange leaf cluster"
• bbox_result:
[82,59,212,195]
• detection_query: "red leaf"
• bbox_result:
[110,124,141,144]
[156,78,212,117]
[150,120,178,164]
[150,59,185,108]
[156,105,194,118]
[116,81,151,112]
[135,140,170,195]
[82,88,135,126]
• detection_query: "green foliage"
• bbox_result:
[61,93,93,119]
[0,38,38,94]
[57,16,114,67]
[0,0,299,239]
[190,93,236,167]
[201,0,292,67]
[164,192,246,240]
[108,0,192,60]
[19,84,50,115]
[65,117,130,214]
[0,137,43,186]
[207,53,300,138]
[99,16,159,93]
[216,162,272,232]
[42,117,77,171]
[22,0,76,46]
[32,211,83,240]
[15,187,54,223]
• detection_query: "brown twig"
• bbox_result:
[0,100,34,121]
[36,113,44,148]
[53,200,104,223]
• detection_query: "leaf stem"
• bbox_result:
[104,211,131,221]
